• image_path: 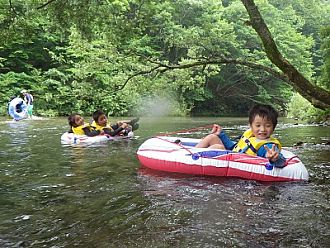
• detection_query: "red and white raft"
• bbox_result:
[137,136,309,182]
[61,132,134,145]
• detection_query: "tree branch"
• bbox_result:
[9,0,18,16]
[120,57,290,90]
[37,0,58,10]
[117,64,163,90]
[240,0,330,109]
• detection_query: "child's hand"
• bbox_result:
[264,144,279,162]
[100,130,105,135]
[211,124,222,136]
[121,123,128,128]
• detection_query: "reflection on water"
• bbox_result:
[0,117,329,247]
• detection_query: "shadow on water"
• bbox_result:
[0,117,329,247]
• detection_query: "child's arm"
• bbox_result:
[82,127,101,137]
[103,127,124,136]
[104,123,128,136]
[258,144,286,168]
[209,124,236,150]
[111,124,119,130]
[218,131,236,150]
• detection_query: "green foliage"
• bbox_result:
[320,24,330,89]
[287,93,329,123]
[0,0,327,119]
[268,0,330,78]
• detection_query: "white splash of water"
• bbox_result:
[137,96,175,117]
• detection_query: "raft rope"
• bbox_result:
[156,124,214,137]
[154,124,215,157]
[154,135,195,156]
[154,124,229,161]
[284,155,299,166]
[154,124,299,167]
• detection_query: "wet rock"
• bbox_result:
[261,185,280,201]
[293,141,304,147]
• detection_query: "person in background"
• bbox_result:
[195,104,286,168]
[21,90,34,118]
[91,110,139,136]
[68,113,102,137]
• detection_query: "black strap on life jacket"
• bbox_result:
[243,138,258,154]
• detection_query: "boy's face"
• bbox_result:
[250,115,274,140]
[97,114,108,127]
[74,115,84,126]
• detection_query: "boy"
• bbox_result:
[91,110,139,136]
[195,104,285,168]
[68,114,102,137]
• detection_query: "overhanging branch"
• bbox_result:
[120,57,290,90]
[241,0,330,109]
[37,0,57,10]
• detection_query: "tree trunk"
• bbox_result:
[241,0,330,109]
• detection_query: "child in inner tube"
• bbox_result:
[15,99,24,113]
[91,110,139,136]
[68,113,103,137]
[8,96,24,113]
[195,104,286,168]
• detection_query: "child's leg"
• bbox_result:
[131,123,139,131]
[111,124,119,130]
[195,134,225,149]
[129,117,140,125]
[209,144,225,149]
[124,117,140,130]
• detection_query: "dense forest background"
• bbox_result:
[0,0,329,121]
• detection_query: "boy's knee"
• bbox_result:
[209,133,220,141]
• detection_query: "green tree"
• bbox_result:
[0,0,328,117]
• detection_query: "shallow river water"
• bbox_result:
[0,116,329,247]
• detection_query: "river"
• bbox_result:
[0,116,329,247]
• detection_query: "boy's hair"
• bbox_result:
[68,113,78,127]
[93,110,105,122]
[248,104,278,128]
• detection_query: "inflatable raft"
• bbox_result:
[61,131,134,145]
[8,97,27,121]
[137,136,309,182]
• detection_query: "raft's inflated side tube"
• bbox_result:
[137,136,310,182]
[60,131,134,145]
[8,97,27,121]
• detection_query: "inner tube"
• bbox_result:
[8,97,27,121]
